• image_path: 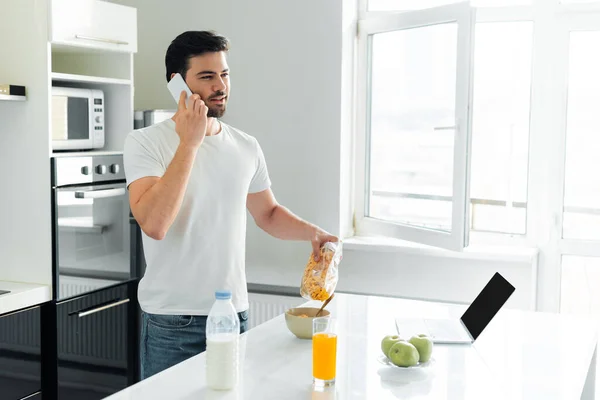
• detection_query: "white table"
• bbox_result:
[105,293,599,400]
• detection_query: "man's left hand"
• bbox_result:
[310,229,339,261]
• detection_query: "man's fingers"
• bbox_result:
[178,90,187,110]
[200,102,208,116]
[312,242,321,262]
[194,97,204,113]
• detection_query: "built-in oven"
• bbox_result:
[51,154,132,301]
[48,154,140,399]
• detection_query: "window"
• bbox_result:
[562,31,600,241]
[355,0,600,319]
[355,3,475,250]
[560,255,600,315]
[368,0,532,12]
[368,23,458,232]
[560,0,600,3]
[469,21,533,234]
[356,2,536,248]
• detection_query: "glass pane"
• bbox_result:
[560,256,600,316]
[369,0,531,11]
[563,31,600,240]
[470,203,527,233]
[368,23,457,232]
[68,97,90,140]
[469,22,533,234]
[560,255,600,390]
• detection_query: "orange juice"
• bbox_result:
[313,332,337,381]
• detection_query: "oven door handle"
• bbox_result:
[74,187,126,199]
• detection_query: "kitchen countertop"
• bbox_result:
[0,281,51,315]
[104,292,599,400]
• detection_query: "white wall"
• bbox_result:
[111,0,538,309]
[0,0,53,286]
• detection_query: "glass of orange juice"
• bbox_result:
[312,317,337,388]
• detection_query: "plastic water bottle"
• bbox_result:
[206,290,240,390]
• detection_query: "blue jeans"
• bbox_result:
[140,310,249,380]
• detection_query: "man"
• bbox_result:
[123,30,338,379]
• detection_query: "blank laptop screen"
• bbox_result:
[460,272,516,340]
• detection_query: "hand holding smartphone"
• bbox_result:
[167,73,208,148]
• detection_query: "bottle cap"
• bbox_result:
[215,290,232,300]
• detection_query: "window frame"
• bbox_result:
[354,2,476,251]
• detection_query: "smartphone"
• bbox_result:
[167,73,193,106]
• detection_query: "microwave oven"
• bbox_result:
[52,86,105,151]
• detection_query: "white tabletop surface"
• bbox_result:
[104,293,599,400]
[0,280,51,315]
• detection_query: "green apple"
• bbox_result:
[381,335,403,357]
[388,341,419,367]
[409,334,433,363]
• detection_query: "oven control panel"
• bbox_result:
[52,154,126,187]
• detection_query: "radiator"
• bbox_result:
[247,292,304,329]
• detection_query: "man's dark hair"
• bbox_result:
[165,31,230,82]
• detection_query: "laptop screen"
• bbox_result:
[460,272,515,340]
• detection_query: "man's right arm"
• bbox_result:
[129,143,198,240]
[128,91,208,240]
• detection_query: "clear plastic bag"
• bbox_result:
[300,241,343,301]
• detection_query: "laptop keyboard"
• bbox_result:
[424,318,470,341]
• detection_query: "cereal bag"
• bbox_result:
[300,241,343,301]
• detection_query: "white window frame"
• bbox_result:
[551,12,600,313]
[354,2,476,251]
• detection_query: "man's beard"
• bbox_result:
[207,105,226,118]
[206,90,227,118]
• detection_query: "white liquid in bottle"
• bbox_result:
[206,333,239,390]
[206,290,240,391]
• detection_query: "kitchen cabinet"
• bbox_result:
[0,306,42,400]
[1,0,140,397]
[0,0,138,293]
[50,0,137,53]
[50,1,137,153]
[42,280,139,400]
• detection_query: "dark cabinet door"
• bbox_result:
[56,284,131,400]
[0,306,42,400]
[20,393,41,400]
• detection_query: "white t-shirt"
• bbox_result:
[123,119,271,315]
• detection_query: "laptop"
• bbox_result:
[395,272,516,344]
